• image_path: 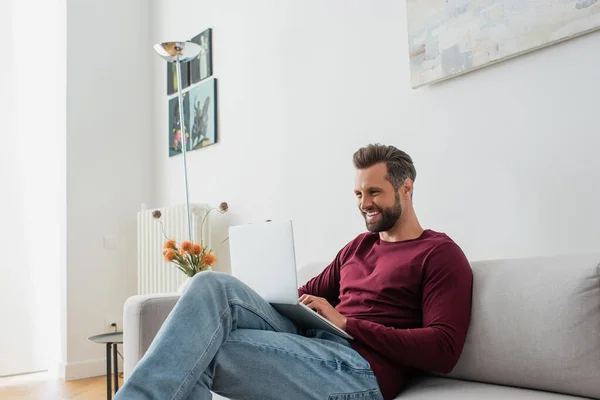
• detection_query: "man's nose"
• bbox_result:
[360,197,373,210]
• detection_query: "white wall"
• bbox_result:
[149,0,600,271]
[0,0,64,377]
[64,0,154,379]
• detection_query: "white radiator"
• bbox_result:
[137,203,212,294]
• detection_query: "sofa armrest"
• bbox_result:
[123,293,180,379]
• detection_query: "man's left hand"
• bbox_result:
[299,294,347,331]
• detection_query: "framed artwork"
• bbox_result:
[166,27,216,156]
[188,77,217,151]
[167,62,190,95]
[190,28,213,84]
[168,92,190,157]
[407,0,600,88]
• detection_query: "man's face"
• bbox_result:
[354,163,402,233]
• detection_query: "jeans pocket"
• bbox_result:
[328,388,382,400]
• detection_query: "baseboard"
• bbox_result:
[59,358,122,381]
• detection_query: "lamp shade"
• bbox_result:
[153,41,201,63]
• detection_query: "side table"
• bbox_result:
[88,331,123,400]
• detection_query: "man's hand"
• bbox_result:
[299,294,347,331]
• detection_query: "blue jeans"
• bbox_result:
[115,271,383,400]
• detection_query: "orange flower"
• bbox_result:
[163,249,177,262]
[180,241,193,253]
[201,253,217,266]
[192,244,202,256]
[164,239,176,249]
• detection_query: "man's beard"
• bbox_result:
[362,193,402,233]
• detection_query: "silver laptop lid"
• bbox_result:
[229,220,299,304]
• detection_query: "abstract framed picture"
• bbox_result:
[407,0,600,88]
[167,61,191,95]
[168,92,190,157]
[190,28,212,84]
[188,77,217,151]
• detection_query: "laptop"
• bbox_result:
[228,220,353,340]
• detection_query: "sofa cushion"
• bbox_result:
[440,253,600,399]
[398,377,590,399]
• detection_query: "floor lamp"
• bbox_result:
[153,41,202,242]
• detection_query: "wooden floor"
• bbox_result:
[0,372,123,400]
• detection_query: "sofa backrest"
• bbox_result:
[297,262,329,287]
[298,253,600,399]
[442,253,600,399]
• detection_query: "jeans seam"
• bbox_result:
[225,339,375,377]
[229,299,289,332]
[171,306,230,400]
[227,339,337,366]
[328,388,381,399]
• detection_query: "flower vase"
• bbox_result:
[178,276,191,294]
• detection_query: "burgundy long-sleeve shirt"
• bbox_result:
[298,229,473,400]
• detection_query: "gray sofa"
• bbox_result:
[124,253,600,399]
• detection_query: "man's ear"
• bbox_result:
[401,178,414,198]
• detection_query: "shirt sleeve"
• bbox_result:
[344,242,473,373]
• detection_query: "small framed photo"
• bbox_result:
[190,28,212,84]
[167,62,190,96]
[168,92,190,157]
[188,77,217,150]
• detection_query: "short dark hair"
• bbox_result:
[353,144,416,190]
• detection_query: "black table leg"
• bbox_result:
[113,343,119,393]
[106,343,112,399]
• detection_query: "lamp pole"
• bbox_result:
[153,41,202,242]
[174,55,192,241]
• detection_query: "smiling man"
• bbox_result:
[298,144,473,399]
[115,144,473,400]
